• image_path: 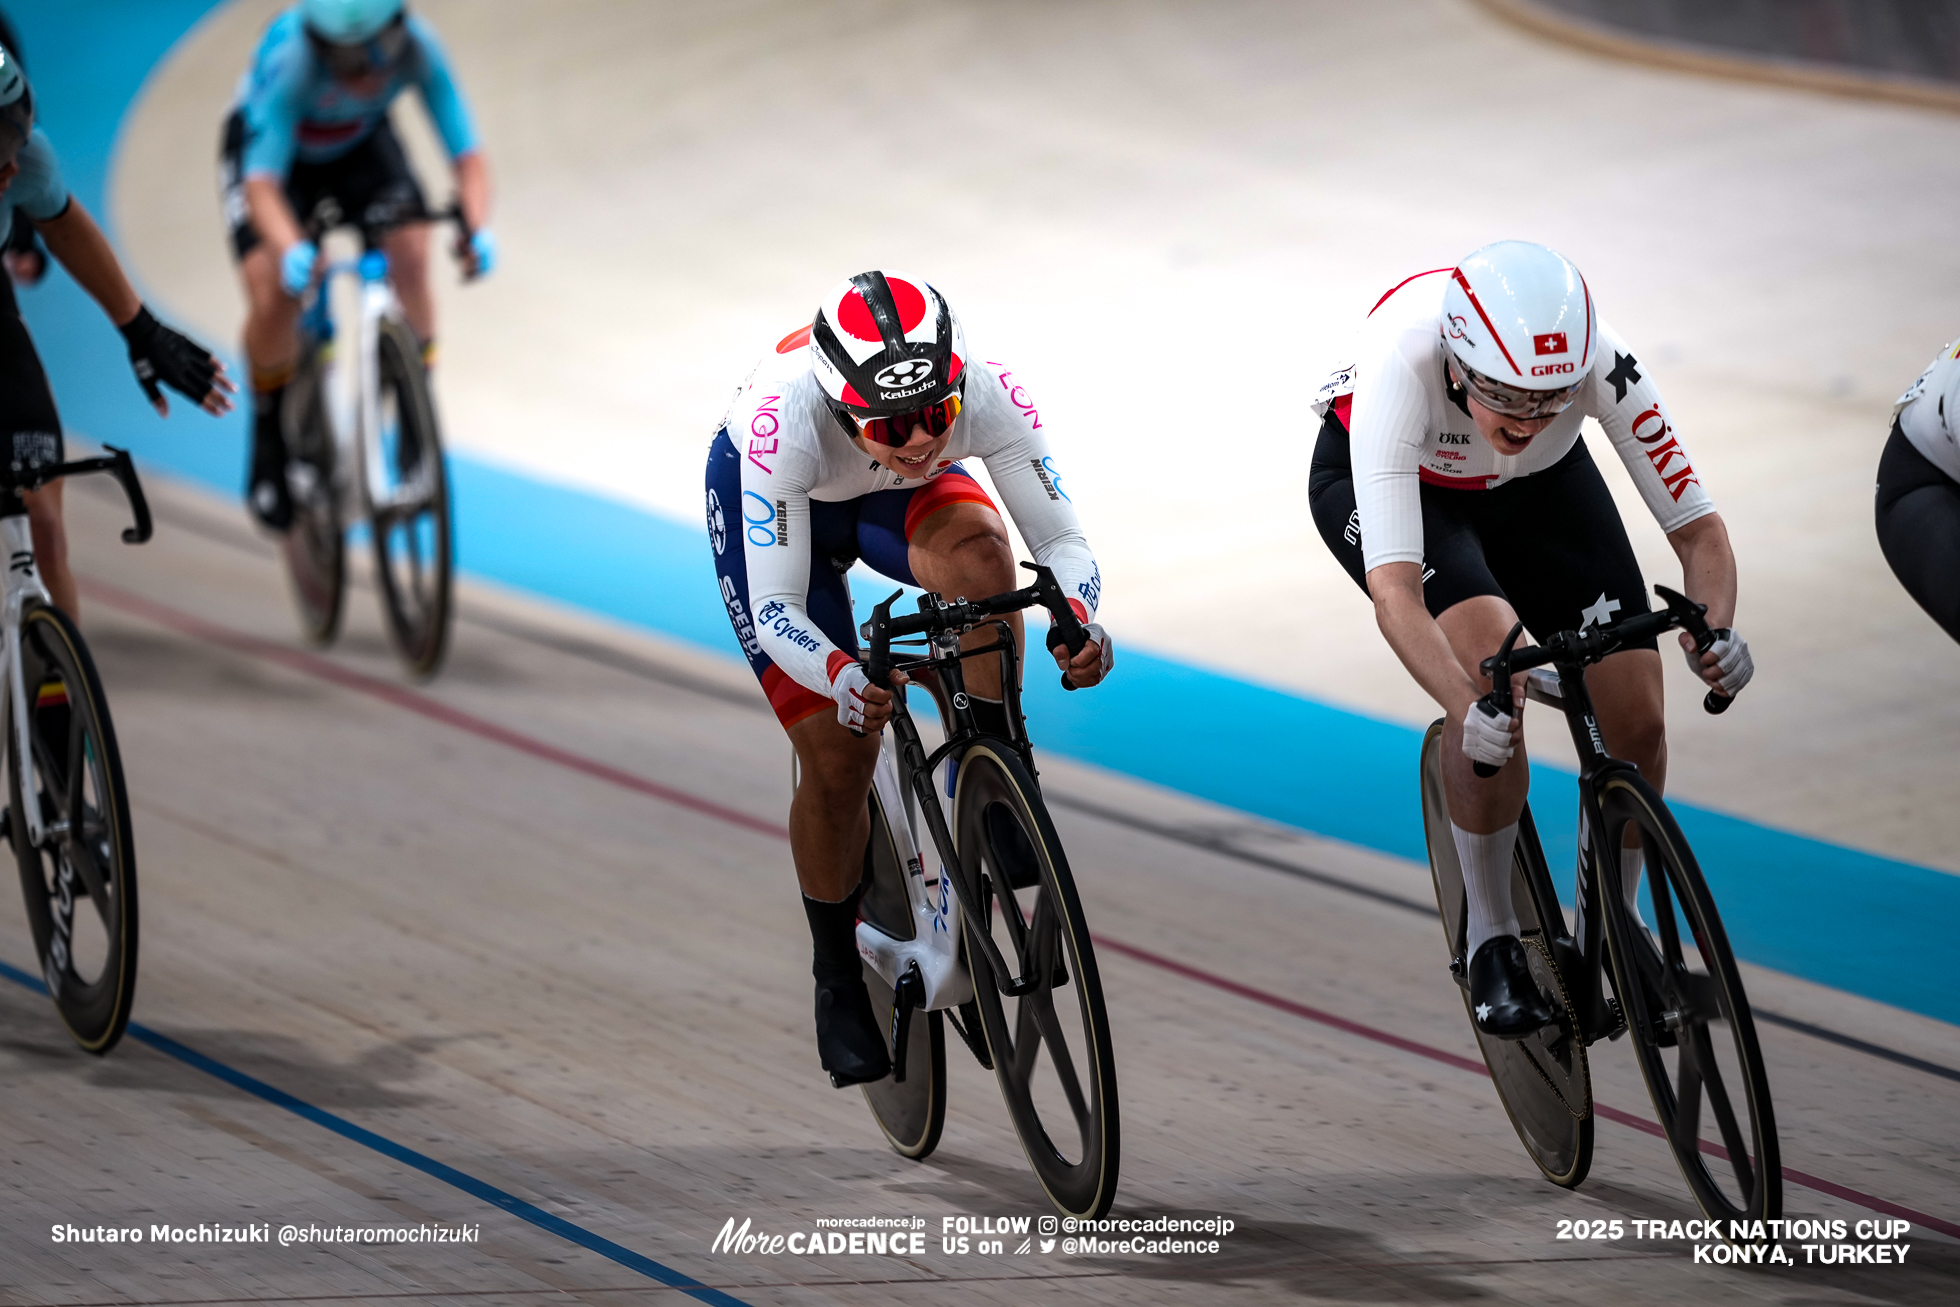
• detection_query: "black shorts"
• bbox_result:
[221,110,429,258]
[1874,417,1960,644]
[0,274,64,485]
[1307,411,1656,649]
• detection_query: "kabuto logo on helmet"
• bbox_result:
[875,359,934,391]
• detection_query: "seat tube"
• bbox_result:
[0,509,45,847]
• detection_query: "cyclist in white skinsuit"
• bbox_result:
[706,270,1111,1085]
[1308,241,1752,1038]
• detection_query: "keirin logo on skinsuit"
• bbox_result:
[874,359,934,391]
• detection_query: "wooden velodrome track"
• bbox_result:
[2,473,1954,1305]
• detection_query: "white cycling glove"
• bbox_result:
[1685,628,1753,697]
[1461,701,1517,769]
[829,660,875,733]
[1049,620,1115,687]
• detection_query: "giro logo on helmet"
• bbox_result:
[875,359,935,391]
[1531,362,1576,378]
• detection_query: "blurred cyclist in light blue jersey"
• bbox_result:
[221,0,493,529]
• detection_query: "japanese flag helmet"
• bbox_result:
[810,270,966,421]
[1441,240,1596,418]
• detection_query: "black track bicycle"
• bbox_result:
[1418,585,1779,1221]
[841,562,1120,1219]
[2,448,150,1053]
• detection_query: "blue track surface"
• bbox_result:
[13,1,1957,1025]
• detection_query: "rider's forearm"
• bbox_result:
[1369,563,1480,716]
[36,203,141,327]
[454,150,491,233]
[1666,511,1737,630]
[244,176,305,254]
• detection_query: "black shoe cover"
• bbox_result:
[1468,935,1557,1040]
[248,419,293,531]
[815,970,891,1087]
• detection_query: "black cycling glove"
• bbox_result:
[118,305,221,409]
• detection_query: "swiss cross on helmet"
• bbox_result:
[1442,240,1596,404]
[811,270,966,422]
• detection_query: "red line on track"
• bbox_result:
[84,579,790,844]
[92,580,1958,1242]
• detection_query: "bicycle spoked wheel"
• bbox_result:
[6,603,138,1053]
[858,784,947,1159]
[1418,722,1592,1187]
[955,741,1118,1218]
[368,318,452,678]
[280,348,345,646]
[1597,772,1780,1221]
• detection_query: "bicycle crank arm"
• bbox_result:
[888,963,925,1083]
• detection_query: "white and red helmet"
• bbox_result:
[810,270,966,418]
[1441,241,1596,396]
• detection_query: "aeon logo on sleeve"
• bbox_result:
[875,359,934,391]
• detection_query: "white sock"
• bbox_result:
[1621,844,1649,931]
[1453,821,1521,958]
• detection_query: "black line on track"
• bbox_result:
[124,481,1960,1086]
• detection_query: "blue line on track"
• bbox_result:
[0,956,754,1305]
[14,1,1960,1027]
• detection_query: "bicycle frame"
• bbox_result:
[853,564,1089,1024]
[1481,584,1730,1045]
[853,731,975,1014]
[2,509,52,850]
[299,247,424,526]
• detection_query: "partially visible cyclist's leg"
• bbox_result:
[786,711,881,900]
[908,499,1021,700]
[22,483,74,617]
[0,274,72,614]
[1434,593,1533,950]
[379,220,434,352]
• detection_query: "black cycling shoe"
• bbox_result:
[248,416,293,531]
[815,971,892,1088]
[1468,935,1557,1040]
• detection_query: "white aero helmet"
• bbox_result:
[1441,240,1596,419]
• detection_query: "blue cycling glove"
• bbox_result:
[280,240,319,298]
[466,227,496,279]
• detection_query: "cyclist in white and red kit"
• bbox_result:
[706,270,1111,1085]
[1308,241,1751,1038]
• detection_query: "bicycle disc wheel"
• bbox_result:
[280,347,345,646]
[6,603,138,1053]
[955,740,1118,1218]
[1419,722,1592,1187]
[368,318,452,677]
[858,783,947,1160]
[1597,771,1780,1221]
